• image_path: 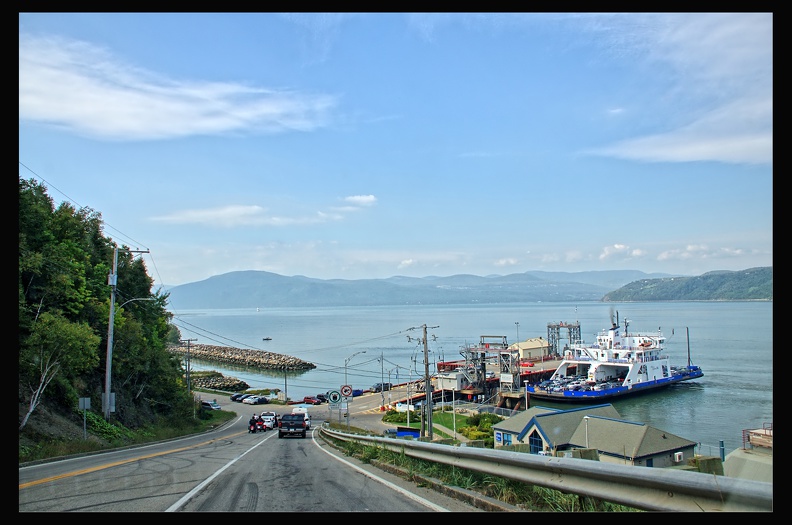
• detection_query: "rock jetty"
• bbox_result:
[191,374,250,392]
[169,344,316,370]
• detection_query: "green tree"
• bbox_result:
[19,312,101,430]
[19,176,190,438]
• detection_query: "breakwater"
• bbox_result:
[168,344,316,370]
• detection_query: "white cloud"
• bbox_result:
[494,258,519,267]
[19,34,338,141]
[344,195,377,206]
[584,13,773,165]
[151,205,342,227]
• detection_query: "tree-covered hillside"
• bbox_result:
[19,177,188,442]
[602,267,772,301]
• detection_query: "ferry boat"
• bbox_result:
[525,313,703,403]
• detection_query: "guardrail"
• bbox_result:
[319,427,772,512]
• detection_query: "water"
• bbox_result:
[170,301,773,456]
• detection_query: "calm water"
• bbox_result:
[170,301,773,456]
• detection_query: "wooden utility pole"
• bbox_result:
[423,324,433,440]
[180,339,197,393]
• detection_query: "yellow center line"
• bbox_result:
[19,431,247,489]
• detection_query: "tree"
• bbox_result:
[19,176,190,438]
[19,312,100,430]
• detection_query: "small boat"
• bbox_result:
[525,312,703,403]
[262,337,272,341]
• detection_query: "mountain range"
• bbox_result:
[162,269,676,309]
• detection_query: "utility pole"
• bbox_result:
[104,247,119,420]
[415,324,438,440]
[104,246,149,420]
[180,339,197,393]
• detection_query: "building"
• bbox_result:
[509,336,551,361]
[492,404,698,468]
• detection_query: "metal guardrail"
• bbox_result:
[319,427,772,512]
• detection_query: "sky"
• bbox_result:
[18,13,773,288]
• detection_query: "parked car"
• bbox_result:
[230,393,251,402]
[243,395,268,405]
[201,400,221,410]
[315,393,328,403]
[485,371,496,379]
[372,382,393,393]
[233,393,254,403]
[303,396,322,405]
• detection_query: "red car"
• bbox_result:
[302,396,322,405]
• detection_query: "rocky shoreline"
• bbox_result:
[168,344,316,371]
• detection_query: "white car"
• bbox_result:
[243,395,267,405]
[259,415,276,429]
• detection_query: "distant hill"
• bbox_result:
[603,267,772,302]
[163,269,679,309]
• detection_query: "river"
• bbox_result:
[169,301,773,456]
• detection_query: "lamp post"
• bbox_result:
[584,415,590,448]
[388,366,400,406]
[344,350,366,428]
[104,296,155,419]
[515,321,520,345]
[379,351,385,409]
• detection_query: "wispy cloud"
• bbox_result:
[19,34,338,141]
[582,13,773,165]
[344,195,377,206]
[151,194,376,228]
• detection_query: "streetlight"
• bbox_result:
[584,415,590,448]
[379,351,385,410]
[104,297,155,419]
[515,321,520,345]
[388,366,401,406]
[344,350,366,429]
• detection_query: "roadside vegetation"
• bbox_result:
[324,421,639,512]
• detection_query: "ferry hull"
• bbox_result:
[526,367,703,403]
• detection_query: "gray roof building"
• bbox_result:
[493,404,698,468]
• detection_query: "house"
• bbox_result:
[492,404,698,468]
[509,336,551,360]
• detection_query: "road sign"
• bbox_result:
[340,385,353,397]
[328,390,341,404]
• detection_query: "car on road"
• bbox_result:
[259,412,277,429]
[315,393,328,403]
[260,411,278,426]
[201,400,222,410]
[303,396,322,405]
[372,382,393,393]
[243,395,269,405]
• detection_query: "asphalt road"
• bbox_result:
[19,395,485,512]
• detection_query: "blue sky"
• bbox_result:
[19,13,773,287]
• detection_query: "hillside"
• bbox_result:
[603,267,772,301]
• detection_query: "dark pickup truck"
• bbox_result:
[278,413,309,438]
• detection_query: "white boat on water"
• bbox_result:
[526,313,703,403]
